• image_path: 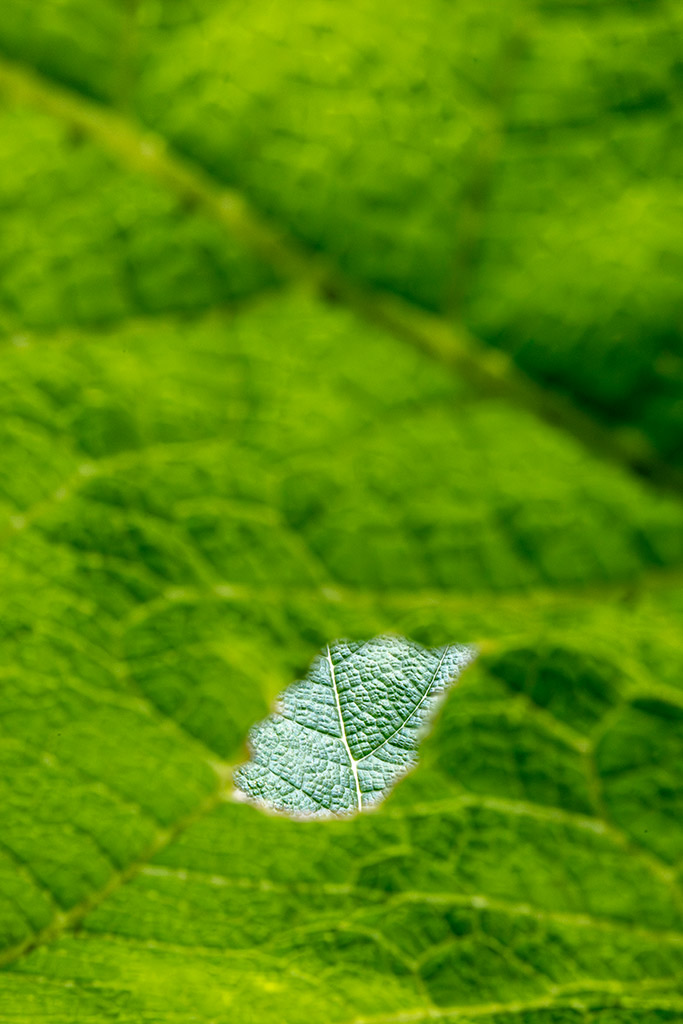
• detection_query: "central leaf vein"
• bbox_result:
[326,643,363,811]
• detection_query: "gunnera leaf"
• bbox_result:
[233,635,476,817]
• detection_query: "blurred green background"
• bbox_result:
[1,2,683,1022]
[0,0,682,462]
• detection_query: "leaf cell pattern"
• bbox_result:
[234,637,475,815]
[0,2,682,1022]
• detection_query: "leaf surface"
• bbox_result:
[234,636,475,815]
[1,0,682,461]
[0,292,683,1022]
[0,3,683,1022]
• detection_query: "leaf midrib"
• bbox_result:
[326,644,363,810]
[0,53,681,499]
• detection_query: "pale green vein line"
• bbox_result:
[0,54,680,497]
[259,916,416,973]
[349,987,683,1024]
[139,864,354,896]
[115,564,683,634]
[389,792,681,895]
[135,863,683,943]
[5,948,325,997]
[4,388,683,619]
[500,693,590,754]
[388,890,683,943]
[0,772,233,972]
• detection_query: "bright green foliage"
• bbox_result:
[1,3,683,1023]
[1,293,683,1022]
[1,1,682,455]
[0,103,274,333]
[98,0,683,458]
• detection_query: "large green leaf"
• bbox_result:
[0,101,274,333]
[1,3,683,1022]
[0,0,682,463]
[1,291,683,1022]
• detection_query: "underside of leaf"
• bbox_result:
[233,636,476,817]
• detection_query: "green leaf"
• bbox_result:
[234,637,475,816]
[1,291,683,1023]
[0,3,683,1022]
[1,0,682,463]
[0,103,274,334]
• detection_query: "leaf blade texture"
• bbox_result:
[0,291,682,1023]
[234,637,476,815]
[0,2,683,1022]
